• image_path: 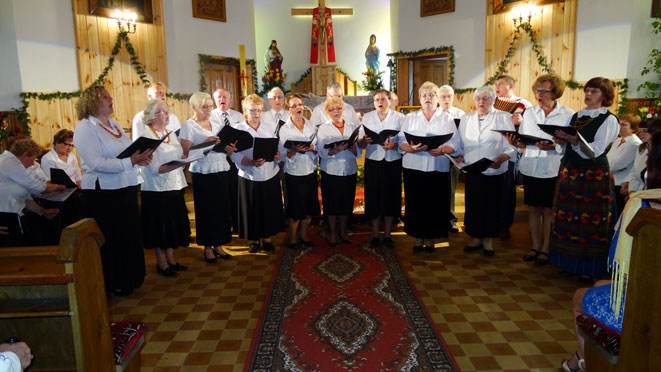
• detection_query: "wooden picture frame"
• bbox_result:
[653,0,660,17]
[420,0,455,17]
[493,0,563,15]
[89,0,153,23]
[192,0,226,22]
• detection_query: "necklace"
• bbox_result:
[292,118,305,131]
[97,121,122,138]
[574,116,595,130]
[148,124,170,143]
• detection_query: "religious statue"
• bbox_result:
[264,40,283,72]
[365,34,380,71]
[310,5,336,64]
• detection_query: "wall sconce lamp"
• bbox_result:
[510,3,537,27]
[113,9,137,34]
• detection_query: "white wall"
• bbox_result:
[625,0,660,98]
[253,0,392,93]
[396,0,486,90]
[163,0,256,94]
[0,0,22,110]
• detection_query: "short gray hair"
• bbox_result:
[142,99,164,125]
[326,82,343,93]
[473,86,495,101]
[439,85,454,95]
[189,92,212,110]
[267,87,284,98]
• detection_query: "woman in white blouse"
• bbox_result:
[0,137,62,246]
[317,97,360,246]
[606,113,642,215]
[621,119,661,195]
[230,94,284,253]
[513,74,575,265]
[40,129,82,187]
[140,99,190,276]
[458,86,516,256]
[358,89,403,249]
[179,92,234,263]
[73,85,153,296]
[549,77,620,279]
[278,94,319,249]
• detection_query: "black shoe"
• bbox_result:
[368,237,381,249]
[413,245,423,253]
[168,262,188,271]
[383,237,395,249]
[263,241,275,252]
[482,248,495,257]
[300,239,314,248]
[424,245,435,253]
[204,249,218,263]
[249,242,261,253]
[448,224,459,233]
[523,249,540,262]
[157,265,177,277]
[499,229,511,239]
[112,288,133,296]
[464,244,483,253]
[534,252,550,266]
[214,250,233,260]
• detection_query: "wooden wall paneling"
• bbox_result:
[550,2,564,72]
[485,0,496,79]
[46,100,62,148]
[561,0,577,80]
[396,57,409,106]
[34,99,51,149]
[454,92,476,113]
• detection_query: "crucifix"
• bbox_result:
[291,0,353,66]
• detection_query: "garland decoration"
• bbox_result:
[294,68,312,86]
[389,46,456,90]
[198,54,258,94]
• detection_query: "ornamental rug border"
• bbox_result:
[245,242,460,372]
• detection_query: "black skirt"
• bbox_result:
[464,172,504,239]
[285,172,320,220]
[523,175,557,208]
[141,190,190,249]
[191,172,233,246]
[83,185,145,293]
[0,212,24,247]
[320,171,357,216]
[403,168,449,239]
[237,174,285,240]
[364,158,402,220]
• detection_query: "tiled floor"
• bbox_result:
[109,185,586,372]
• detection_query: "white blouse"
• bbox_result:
[40,148,82,184]
[317,120,361,176]
[607,134,643,186]
[398,108,460,172]
[131,111,181,139]
[623,148,648,192]
[0,151,46,213]
[458,108,517,176]
[73,116,139,190]
[179,118,230,174]
[278,117,318,176]
[566,107,620,159]
[262,108,291,128]
[360,109,402,162]
[518,103,575,178]
[439,106,466,119]
[140,127,187,192]
[230,121,280,181]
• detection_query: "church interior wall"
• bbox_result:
[624,0,660,99]
[163,0,257,94]
[0,0,23,111]
[253,0,392,93]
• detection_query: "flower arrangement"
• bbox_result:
[361,67,384,92]
[0,112,9,144]
[261,66,287,94]
[638,100,661,119]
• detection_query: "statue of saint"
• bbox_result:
[265,40,283,71]
[365,34,380,71]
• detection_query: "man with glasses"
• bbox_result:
[131,84,181,139]
[310,82,360,127]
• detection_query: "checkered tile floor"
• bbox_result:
[109,186,586,371]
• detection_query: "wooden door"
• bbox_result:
[412,58,448,105]
[204,64,240,111]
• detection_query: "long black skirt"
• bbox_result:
[320,171,357,216]
[191,171,233,247]
[364,158,402,220]
[0,212,24,247]
[284,172,320,220]
[83,185,145,293]
[403,168,449,239]
[141,190,190,249]
[465,172,504,239]
[237,174,285,240]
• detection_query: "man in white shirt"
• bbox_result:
[438,85,465,233]
[310,82,360,126]
[494,75,533,239]
[262,87,290,130]
[131,84,181,139]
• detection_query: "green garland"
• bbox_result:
[294,68,312,86]
[389,46,456,89]
[197,54,258,94]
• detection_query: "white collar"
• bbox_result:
[577,106,608,118]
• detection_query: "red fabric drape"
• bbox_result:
[310,7,336,64]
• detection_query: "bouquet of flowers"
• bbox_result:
[638,99,661,119]
[261,66,287,93]
[361,67,384,92]
[0,112,9,144]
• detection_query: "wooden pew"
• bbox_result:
[582,207,661,371]
[0,218,142,372]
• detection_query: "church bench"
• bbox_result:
[0,218,144,372]
[580,207,661,372]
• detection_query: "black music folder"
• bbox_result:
[491,129,552,146]
[252,137,280,162]
[445,155,494,174]
[323,126,362,149]
[404,132,453,150]
[537,124,594,159]
[362,127,399,146]
[50,168,77,189]
[213,125,253,153]
[116,131,171,159]
[454,118,461,128]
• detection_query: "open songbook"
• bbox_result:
[494,98,526,115]
[116,131,172,159]
[537,124,595,159]
[284,133,316,153]
[213,125,253,153]
[323,126,362,149]
[253,137,280,162]
[37,187,77,202]
[162,140,215,166]
[404,132,453,150]
[445,154,494,173]
[50,168,78,189]
[362,127,399,146]
[491,129,552,146]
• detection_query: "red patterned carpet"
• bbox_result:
[245,230,460,371]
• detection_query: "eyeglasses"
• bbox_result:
[534,89,553,95]
[200,105,214,110]
[421,93,436,99]
[155,110,170,116]
[327,107,343,112]
[475,96,492,102]
[289,103,304,108]
[247,109,263,114]
[61,142,75,148]
[374,97,388,102]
